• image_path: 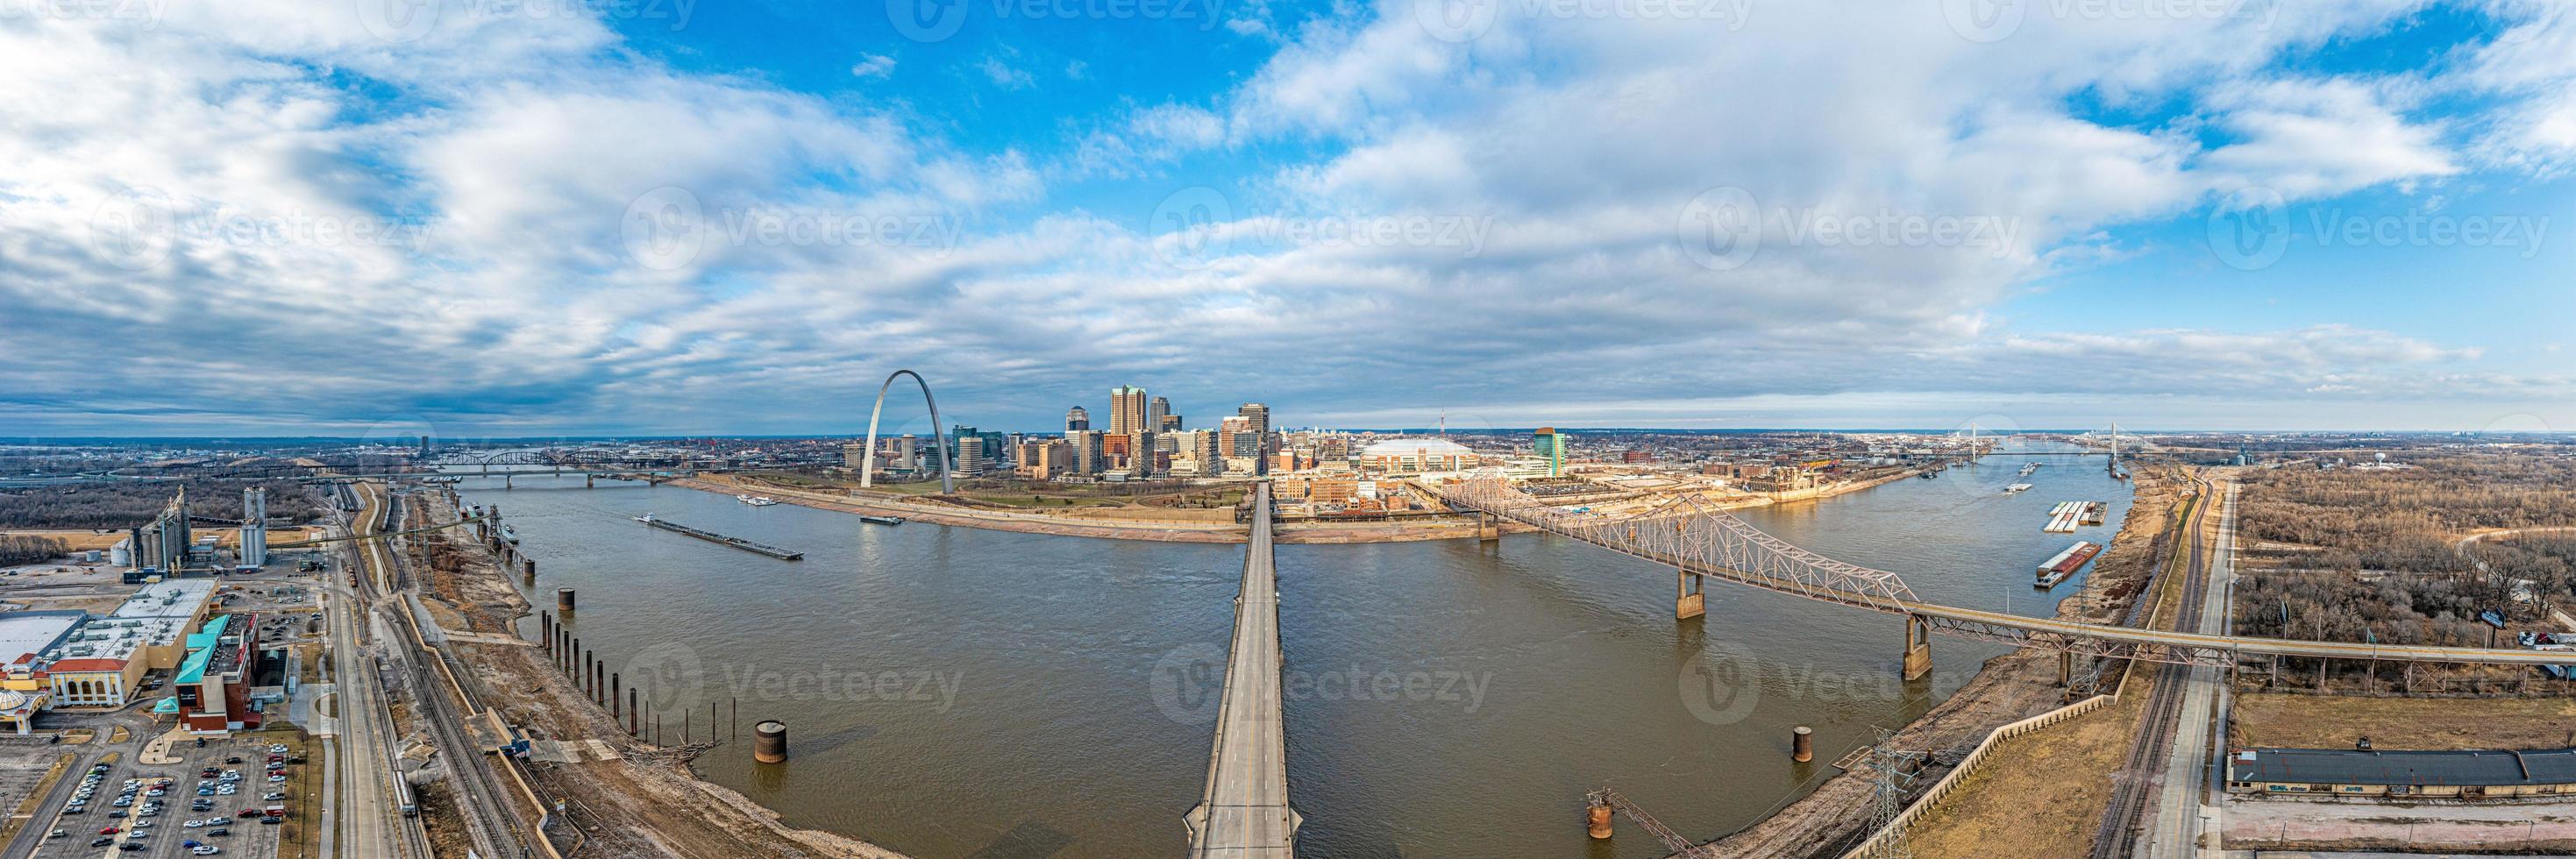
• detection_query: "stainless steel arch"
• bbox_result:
[861,369,955,493]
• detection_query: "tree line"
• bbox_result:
[0,479,324,529]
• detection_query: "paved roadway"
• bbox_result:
[1183,483,1300,858]
[2145,479,2238,858]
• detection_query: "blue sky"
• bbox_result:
[1,0,2572,437]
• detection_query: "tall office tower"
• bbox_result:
[239,487,268,568]
[1070,430,1106,475]
[1149,396,1171,431]
[1534,427,1566,477]
[1189,430,1223,476]
[842,441,869,469]
[956,436,987,477]
[1111,386,1149,434]
[1128,431,1157,477]
[898,434,920,470]
[1065,406,1091,432]
[1237,403,1271,474]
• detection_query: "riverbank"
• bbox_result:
[681,465,1926,545]
[409,488,910,859]
[1708,468,2178,858]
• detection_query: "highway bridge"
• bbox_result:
[1432,472,2576,672]
[1184,482,1301,857]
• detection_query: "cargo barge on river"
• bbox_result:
[633,514,804,560]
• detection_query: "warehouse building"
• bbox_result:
[2229,747,2576,799]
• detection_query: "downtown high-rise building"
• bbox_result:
[1149,396,1171,431]
[1238,403,1271,474]
[1110,386,1149,434]
[1065,406,1090,432]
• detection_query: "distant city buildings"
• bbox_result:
[1534,427,1566,477]
[1065,406,1090,432]
[1110,386,1149,435]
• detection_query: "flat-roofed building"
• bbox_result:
[2230,747,2576,799]
[34,579,215,707]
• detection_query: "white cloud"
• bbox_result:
[978,57,1034,89]
[850,54,896,78]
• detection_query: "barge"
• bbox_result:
[632,514,803,560]
[2044,502,2083,533]
[859,515,906,525]
[2035,540,2103,588]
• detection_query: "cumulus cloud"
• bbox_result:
[0,0,2569,435]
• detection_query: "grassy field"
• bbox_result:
[1909,699,2137,859]
[262,728,322,859]
[2231,693,2576,750]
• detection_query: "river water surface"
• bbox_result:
[461,440,2130,859]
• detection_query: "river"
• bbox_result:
[458,440,2131,858]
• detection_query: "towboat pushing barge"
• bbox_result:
[632,514,804,560]
[859,515,905,525]
[2035,541,2103,588]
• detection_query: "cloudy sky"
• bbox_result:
[1,0,2572,437]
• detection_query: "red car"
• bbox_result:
[97,827,120,834]
[235,810,262,819]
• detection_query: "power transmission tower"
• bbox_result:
[1861,729,1927,859]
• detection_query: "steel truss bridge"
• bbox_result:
[1432,473,2575,670]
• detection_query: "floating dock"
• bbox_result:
[632,515,803,560]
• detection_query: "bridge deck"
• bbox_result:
[1185,483,1299,857]
[1436,476,2574,668]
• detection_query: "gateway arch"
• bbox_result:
[860,369,955,493]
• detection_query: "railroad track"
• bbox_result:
[2089,472,2216,858]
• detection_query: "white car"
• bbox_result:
[183,820,205,828]
[267,745,286,754]
[192,848,221,855]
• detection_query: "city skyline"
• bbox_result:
[3,3,2573,437]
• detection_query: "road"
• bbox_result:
[1182,483,1299,858]
[2143,478,2238,857]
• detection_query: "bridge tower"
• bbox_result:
[1901,614,1932,680]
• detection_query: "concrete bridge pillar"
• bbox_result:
[587,473,596,488]
[1676,571,1704,620]
[1477,511,1500,543]
[2058,650,2072,687]
[1901,615,1932,681]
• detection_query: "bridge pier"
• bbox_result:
[2058,650,2072,687]
[1477,511,1500,543]
[1676,571,1704,620]
[587,473,595,488]
[1901,615,1932,681]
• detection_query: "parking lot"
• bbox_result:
[27,733,305,859]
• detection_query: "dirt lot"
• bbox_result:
[2231,693,2576,750]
